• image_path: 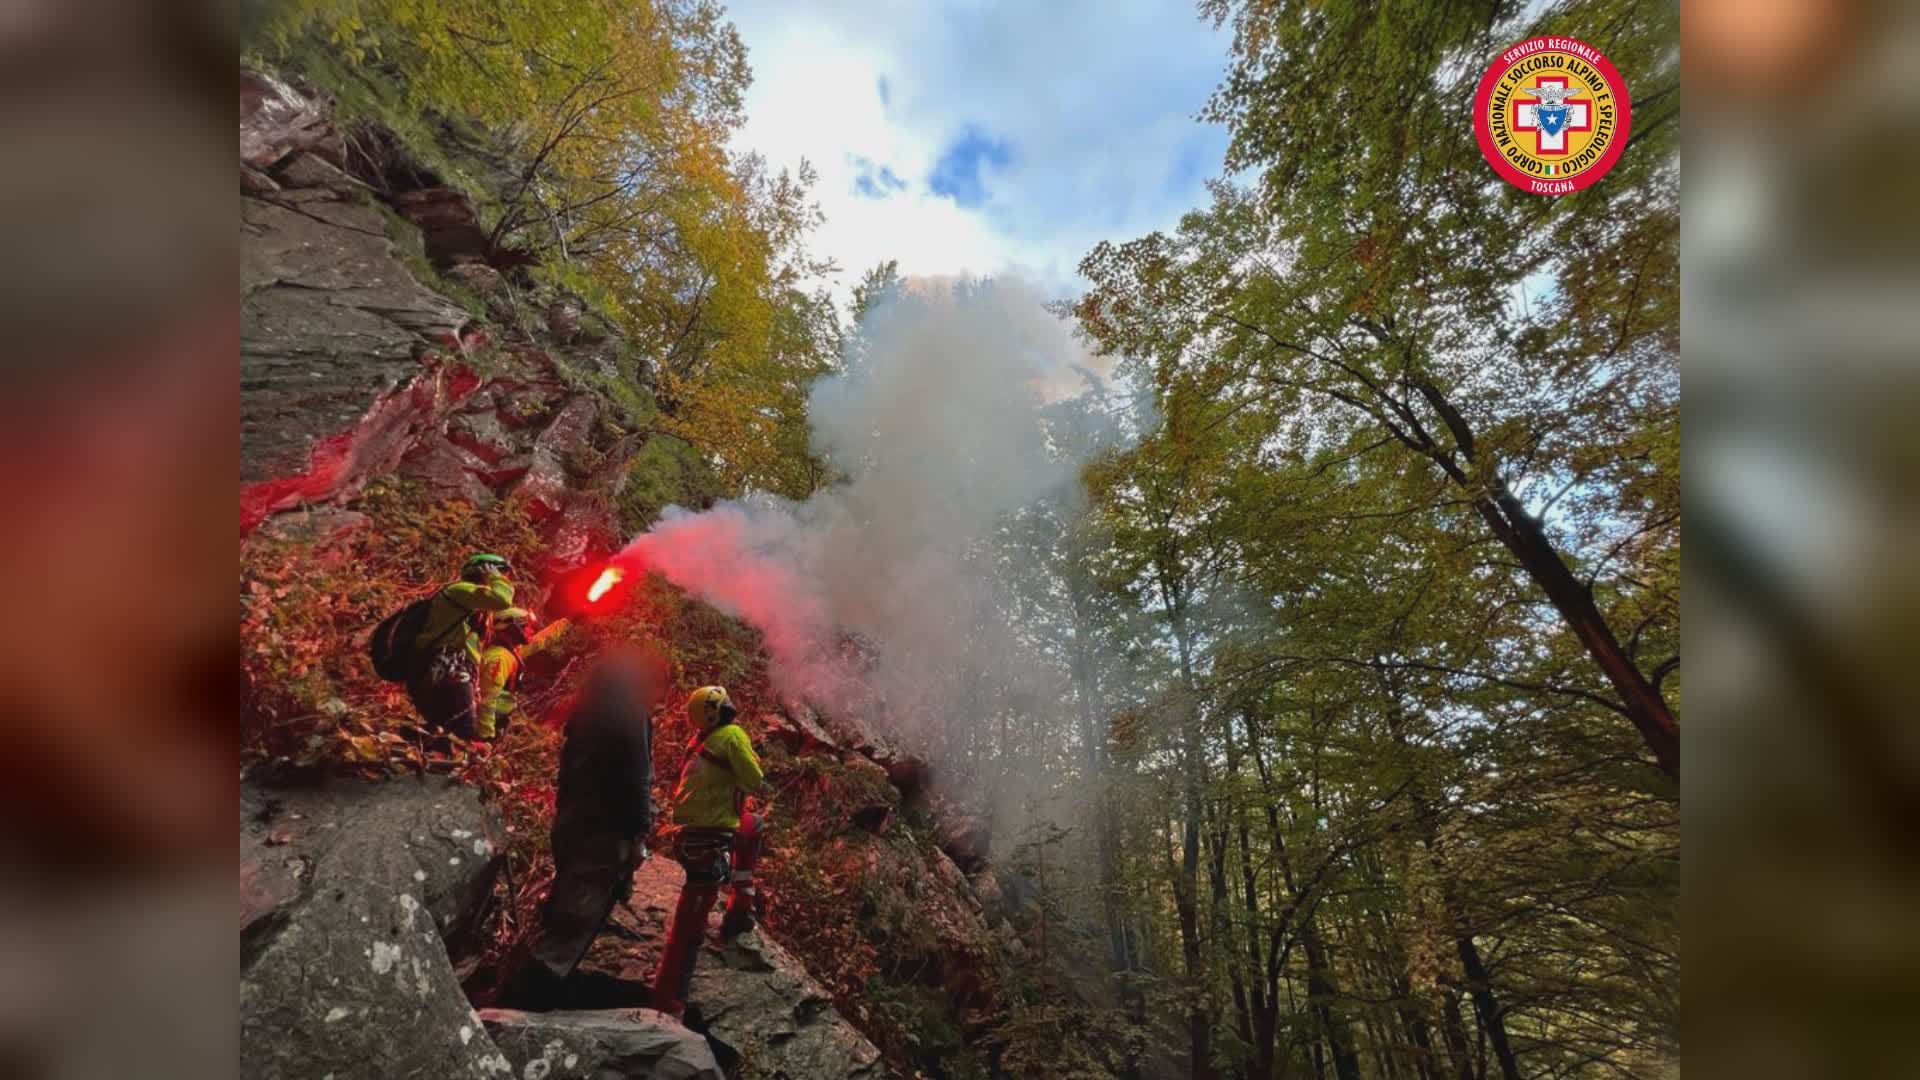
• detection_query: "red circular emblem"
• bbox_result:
[1473,36,1632,196]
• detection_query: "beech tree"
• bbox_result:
[1079,0,1679,780]
[1051,3,1678,1078]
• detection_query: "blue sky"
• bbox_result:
[721,0,1233,300]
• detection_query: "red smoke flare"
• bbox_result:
[587,565,624,605]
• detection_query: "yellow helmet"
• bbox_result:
[688,685,737,728]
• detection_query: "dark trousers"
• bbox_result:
[527,831,639,984]
[651,813,763,1015]
[407,648,478,739]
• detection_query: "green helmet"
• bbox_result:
[462,553,513,578]
[495,607,535,629]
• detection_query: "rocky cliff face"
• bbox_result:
[239,69,637,565]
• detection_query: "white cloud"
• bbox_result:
[723,0,1231,302]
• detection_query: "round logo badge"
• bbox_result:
[1473,36,1631,196]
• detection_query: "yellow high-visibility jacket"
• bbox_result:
[413,576,514,663]
[475,619,571,739]
[671,722,764,831]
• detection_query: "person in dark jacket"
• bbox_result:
[519,648,667,989]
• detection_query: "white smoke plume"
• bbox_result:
[612,275,1122,754]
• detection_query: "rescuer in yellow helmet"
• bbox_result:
[652,685,767,1016]
[672,687,763,829]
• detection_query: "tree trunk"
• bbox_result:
[1229,718,1278,1080]
[1178,789,1212,1080]
[1385,365,1680,780]
[1397,981,1441,1080]
[1249,1001,1280,1080]
[1363,1008,1400,1080]
[1454,932,1522,1080]
[1069,598,1141,1015]
[1301,917,1363,1080]
[1156,556,1213,1080]
[1356,851,1440,1080]
[1440,988,1476,1080]
[1473,483,1679,779]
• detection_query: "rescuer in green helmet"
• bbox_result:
[474,607,572,740]
[406,553,515,740]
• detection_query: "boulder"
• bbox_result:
[544,498,624,570]
[239,363,467,533]
[980,866,1041,927]
[392,186,491,265]
[243,163,281,195]
[809,701,904,767]
[759,707,841,756]
[256,507,371,543]
[875,751,930,799]
[841,755,899,834]
[579,857,884,1080]
[481,1008,722,1080]
[447,409,520,466]
[547,300,582,342]
[240,69,342,171]
[447,260,507,299]
[969,868,1005,924]
[934,812,992,874]
[240,776,514,1079]
[401,437,503,506]
[275,151,363,194]
[930,848,981,915]
[514,396,601,520]
[392,186,479,231]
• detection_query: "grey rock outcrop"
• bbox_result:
[481,1008,723,1080]
[240,777,513,1079]
[241,189,468,486]
[240,69,344,172]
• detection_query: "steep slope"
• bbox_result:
[237,66,1029,1080]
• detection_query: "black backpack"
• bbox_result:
[368,588,456,681]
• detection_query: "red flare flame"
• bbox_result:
[587,566,624,604]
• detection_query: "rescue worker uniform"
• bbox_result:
[522,656,656,988]
[405,556,514,740]
[474,613,571,740]
[651,687,766,1017]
